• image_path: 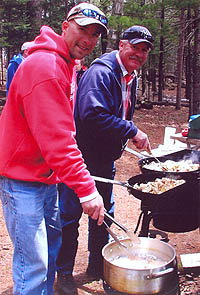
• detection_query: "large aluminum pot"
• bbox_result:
[102,237,178,294]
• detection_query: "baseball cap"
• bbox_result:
[21,41,34,51]
[122,25,154,49]
[66,3,108,35]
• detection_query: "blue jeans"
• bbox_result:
[56,162,115,275]
[0,176,62,295]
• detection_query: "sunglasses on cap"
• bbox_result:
[123,30,154,44]
[68,9,108,26]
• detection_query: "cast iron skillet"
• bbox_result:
[138,149,200,179]
[127,172,200,232]
[127,172,189,202]
[93,173,200,232]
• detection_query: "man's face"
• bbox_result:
[62,20,101,59]
[119,41,150,74]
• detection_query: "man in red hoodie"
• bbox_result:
[0,3,108,295]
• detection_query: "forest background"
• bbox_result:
[0,0,200,117]
[0,2,200,294]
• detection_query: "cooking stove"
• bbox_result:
[103,279,180,295]
[133,207,169,241]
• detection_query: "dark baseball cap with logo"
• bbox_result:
[122,25,154,49]
[67,3,108,35]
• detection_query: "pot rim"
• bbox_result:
[102,237,176,271]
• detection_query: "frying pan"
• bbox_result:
[127,172,188,202]
[137,149,200,179]
[125,147,200,178]
[93,174,200,232]
[93,173,196,202]
[127,173,200,232]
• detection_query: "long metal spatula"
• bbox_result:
[125,146,168,171]
[149,152,168,171]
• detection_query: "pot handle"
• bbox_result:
[144,267,174,280]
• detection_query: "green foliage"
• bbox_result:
[40,0,70,34]
[0,0,200,86]
[0,0,37,51]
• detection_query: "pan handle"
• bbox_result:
[144,267,174,280]
[124,147,147,159]
[92,175,131,188]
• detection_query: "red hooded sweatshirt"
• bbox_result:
[0,26,97,200]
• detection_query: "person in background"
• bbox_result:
[6,41,33,95]
[76,57,87,84]
[0,2,108,295]
[57,25,154,294]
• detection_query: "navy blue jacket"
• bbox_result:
[75,50,138,165]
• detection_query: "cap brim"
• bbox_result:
[129,38,154,49]
[74,18,108,35]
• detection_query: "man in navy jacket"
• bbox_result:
[6,41,33,95]
[57,25,154,295]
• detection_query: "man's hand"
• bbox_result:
[81,194,104,226]
[132,129,151,153]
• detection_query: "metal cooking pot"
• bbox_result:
[102,237,178,294]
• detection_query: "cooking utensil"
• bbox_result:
[127,172,186,201]
[138,149,200,178]
[125,146,165,166]
[125,146,174,171]
[102,237,178,294]
[125,146,146,159]
[128,172,200,232]
[104,212,140,244]
[125,146,162,163]
[103,220,128,250]
[149,151,168,171]
[125,147,200,177]
[92,172,200,232]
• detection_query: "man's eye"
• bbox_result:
[132,45,137,49]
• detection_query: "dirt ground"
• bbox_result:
[0,105,200,295]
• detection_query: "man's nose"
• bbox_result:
[135,49,144,57]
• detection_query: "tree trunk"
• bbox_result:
[158,0,164,102]
[30,0,42,29]
[176,8,185,110]
[150,54,157,97]
[142,64,147,96]
[192,6,200,115]
[106,0,124,51]
[0,49,4,86]
[185,7,192,118]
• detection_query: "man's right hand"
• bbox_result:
[81,194,105,226]
[132,129,151,153]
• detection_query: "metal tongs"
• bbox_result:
[103,220,128,249]
[103,213,140,259]
[104,212,140,245]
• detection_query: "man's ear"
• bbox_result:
[62,20,69,32]
[118,40,124,51]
